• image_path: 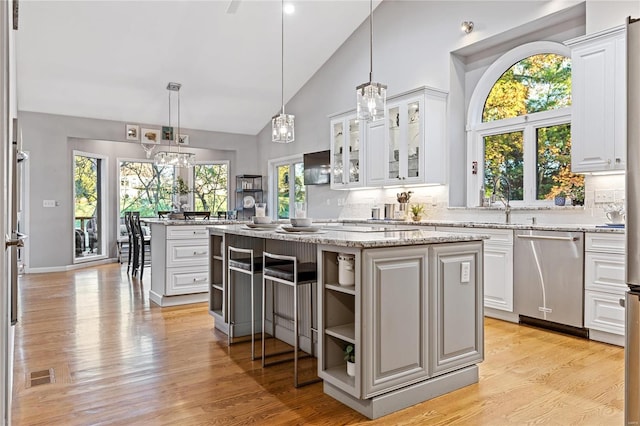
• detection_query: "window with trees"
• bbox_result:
[271,158,305,219]
[192,162,228,214]
[119,161,175,217]
[468,43,584,206]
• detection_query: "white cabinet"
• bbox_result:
[436,226,514,316]
[330,113,364,189]
[584,232,625,346]
[566,25,626,172]
[149,224,210,307]
[366,87,447,187]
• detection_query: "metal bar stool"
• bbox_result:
[261,251,321,388]
[227,246,263,360]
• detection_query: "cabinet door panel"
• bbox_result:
[362,247,429,398]
[430,243,484,376]
[484,245,513,312]
[585,290,625,336]
[167,267,209,295]
[584,252,626,293]
[166,240,209,267]
[366,121,386,186]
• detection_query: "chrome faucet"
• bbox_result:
[493,175,512,224]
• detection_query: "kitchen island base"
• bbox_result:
[324,365,478,419]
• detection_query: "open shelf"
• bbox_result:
[324,365,356,388]
[326,323,355,344]
[326,283,356,295]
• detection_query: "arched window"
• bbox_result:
[467,42,584,206]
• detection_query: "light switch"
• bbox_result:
[43,200,56,208]
[460,262,470,283]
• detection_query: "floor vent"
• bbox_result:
[27,368,55,388]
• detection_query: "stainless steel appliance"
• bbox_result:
[514,230,585,334]
[625,16,640,425]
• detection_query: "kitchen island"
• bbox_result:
[208,223,487,419]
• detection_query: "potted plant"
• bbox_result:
[344,344,355,377]
[554,192,566,206]
[570,186,585,206]
[410,204,424,221]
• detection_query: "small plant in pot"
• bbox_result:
[344,344,355,377]
[410,204,424,221]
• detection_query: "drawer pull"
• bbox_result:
[193,251,207,255]
[193,277,207,282]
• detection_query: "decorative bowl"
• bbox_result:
[252,216,272,224]
[291,218,312,227]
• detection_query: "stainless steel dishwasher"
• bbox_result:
[514,229,586,336]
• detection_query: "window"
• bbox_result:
[192,162,228,213]
[119,160,174,216]
[467,42,584,206]
[74,152,106,261]
[270,157,305,219]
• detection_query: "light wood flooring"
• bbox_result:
[12,263,624,425]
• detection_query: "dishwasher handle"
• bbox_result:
[516,234,579,242]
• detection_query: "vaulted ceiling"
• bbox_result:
[16,0,381,135]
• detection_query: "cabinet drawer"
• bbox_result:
[166,240,209,267]
[584,252,626,293]
[167,267,209,295]
[436,226,513,245]
[585,290,625,336]
[167,226,209,240]
[585,232,625,254]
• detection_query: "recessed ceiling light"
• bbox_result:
[283,3,295,14]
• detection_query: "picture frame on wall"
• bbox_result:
[141,128,160,144]
[178,134,189,145]
[126,124,139,141]
[162,126,174,141]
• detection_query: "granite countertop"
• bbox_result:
[349,219,626,234]
[208,224,489,248]
[143,218,244,226]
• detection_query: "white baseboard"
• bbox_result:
[25,257,118,274]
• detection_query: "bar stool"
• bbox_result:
[261,251,321,388]
[227,246,263,360]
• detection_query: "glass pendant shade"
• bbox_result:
[271,112,295,143]
[154,151,195,168]
[356,81,387,122]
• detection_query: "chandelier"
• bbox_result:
[154,82,195,167]
[272,0,295,143]
[356,0,386,122]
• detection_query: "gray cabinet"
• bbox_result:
[209,230,228,333]
[361,246,430,398]
[429,242,484,375]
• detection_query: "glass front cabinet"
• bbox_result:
[366,86,448,187]
[331,113,364,189]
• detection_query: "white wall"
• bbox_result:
[20,111,258,269]
[256,0,637,220]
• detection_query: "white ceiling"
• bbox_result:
[16,0,381,136]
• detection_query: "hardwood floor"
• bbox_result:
[12,263,624,425]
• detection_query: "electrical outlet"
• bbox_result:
[43,200,56,208]
[460,262,470,283]
[594,190,614,203]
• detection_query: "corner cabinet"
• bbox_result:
[566,25,626,173]
[366,86,447,187]
[330,114,365,189]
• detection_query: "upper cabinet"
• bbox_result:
[566,26,626,173]
[366,87,448,187]
[331,113,365,189]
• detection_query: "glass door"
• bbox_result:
[74,152,106,262]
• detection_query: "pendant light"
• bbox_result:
[356,0,386,122]
[154,82,195,168]
[271,0,295,143]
